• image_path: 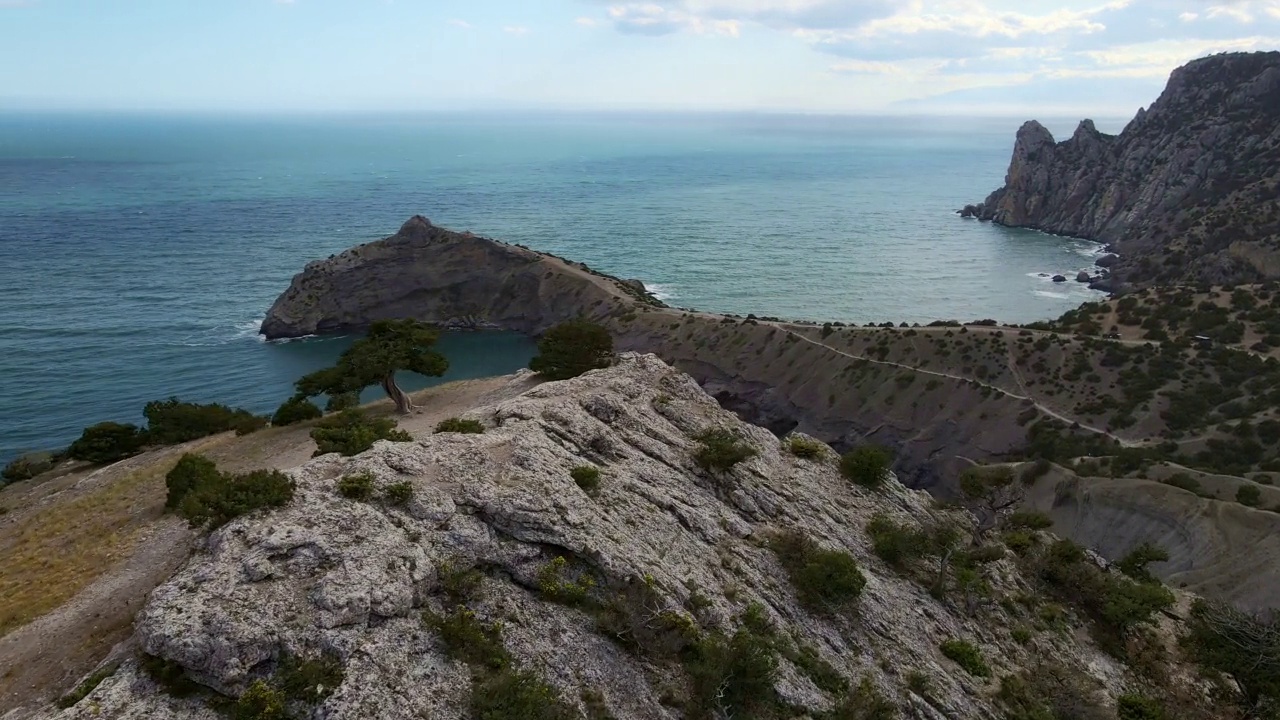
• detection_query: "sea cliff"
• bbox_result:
[962,51,1280,288]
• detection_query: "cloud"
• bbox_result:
[576,16,600,25]
[448,18,472,28]
[607,4,742,35]
[830,59,908,73]
[503,25,531,35]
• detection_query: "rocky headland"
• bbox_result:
[960,51,1280,289]
[28,355,1210,720]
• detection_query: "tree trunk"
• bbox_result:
[382,373,414,414]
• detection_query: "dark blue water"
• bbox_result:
[0,112,1114,462]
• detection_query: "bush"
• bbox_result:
[384,481,414,505]
[939,639,990,678]
[528,320,614,381]
[840,445,892,489]
[1019,459,1053,485]
[785,435,827,460]
[570,465,601,493]
[337,472,375,501]
[233,679,287,720]
[272,396,322,426]
[865,514,929,569]
[770,530,865,613]
[233,415,269,436]
[1161,473,1203,495]
[1236,483,1262,507]
[140,653,203,698]
[67,422,145,464]
[826,677,897,720]
[165,453,220,509]
[425,606,511,671]
[175,468,296,530]
[56,660,120,709]
[686,623,779,719]
[2,451,57,483]
[1115,542,1169,583]
[1117,694,1167,720]
[311,410,412,457]
[1005,511,1053,530]
[1182,599,1280,711]
[276,652,344,705]
[143,397,260,445]
[435,418,485,434]
[325,391,360,413]
[692,428,757,473]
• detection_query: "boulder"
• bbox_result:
[1095,254,1120,268]
[1053,275,1068,283]
[1076,271,1092,283]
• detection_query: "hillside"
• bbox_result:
[20,355,1244,720]
[960,51,1280,289]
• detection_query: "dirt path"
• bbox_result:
[781,329,1143,448]
[0,374,527,718]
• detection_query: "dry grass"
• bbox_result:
[0,445,215,638]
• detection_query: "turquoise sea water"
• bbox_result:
[0,112,1115,462]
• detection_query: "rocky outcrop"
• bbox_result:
[967,52,1280,286]
[260,216,662,339]
[45,355,1135,719]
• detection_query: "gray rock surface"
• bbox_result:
[968,52,1280,287]
[44,354,1130,719]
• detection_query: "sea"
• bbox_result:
[0,112,1119,463]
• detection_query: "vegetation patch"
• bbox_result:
[2,451,58,484]
[166,454,296,530]
[271,396,323,427]
[785,435,828,460]
[310,409,412,457]
[840,445,893,489]
[66,422,146,464]
[436,418,485,434]
[769,530,866,613]
[529,320,614,380]
[384,481,414,505]
[56,660,121,709]
[939,639,990,678]
[570,465,601,493]
[336,472,376,501]
[692,428,758,474]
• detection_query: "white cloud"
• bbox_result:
[576,16,600,25]
[1178,11,1198,21]
[830,59,907,73]
[503,25,531,35]
[607,4,742,35]
[448,18,472,28]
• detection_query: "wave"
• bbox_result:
[644,283,677,301]
[174,316,267,347]
[1033,290,1071,300]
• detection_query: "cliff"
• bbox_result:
[963,51,1280,288]
[39,355,1186,719]
[260,216,662,339]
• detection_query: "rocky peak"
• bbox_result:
[396,214,436,241]
[963,51,1280,288]
[41,354,1162,719]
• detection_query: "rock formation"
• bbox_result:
[260,216,663,339]
[43,355,1148,719]
[966,51,1280,287]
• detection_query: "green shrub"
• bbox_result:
[56,660,120,709]
[1161,473,1203,495]
[175,468,296,530]
[233,415,270,436]
[1115,542,1169,583]
[143,397,260,445]
[67,422,145,464]
[425,606,511,671]
[1236,483,1262,507]
[537,556,596,606]
[1005,511,1053,530]
[384,481,414,505]
[276,652,344,705]
[840,445,892,489]
[470,667,576,720]
[140,653,202,698]
[1003,530,1037,555]
[311,410,412,457]
[570,465,601,493]
[165,453,220,509]
[825,677,898,720]
[337,472,376,501]
[2,451,57,484]
[233,679,287,720]
[529,320,614,380]
[865,514,928,569]
[325,391,360,413]
[1117,694,1167,720]
[1182,599,1280,711]
[272,396,322,426]
[770,530,865,613]
[939,639,990,678]
[1010,627,1032,645]
[692,428,757,473]
[685,624,779,719]
[1019,458,1053,484]
[785,435,827,460]
[435,418,485,434]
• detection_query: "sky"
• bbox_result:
[1,0,1278,115]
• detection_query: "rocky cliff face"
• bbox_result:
[260,216,660,339]
[963,51,1280,287]
[45,355,1143,720]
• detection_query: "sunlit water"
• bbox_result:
[0,112,1113,461]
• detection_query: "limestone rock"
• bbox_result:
[44,354,1130,719]
[967,51,1280,287]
